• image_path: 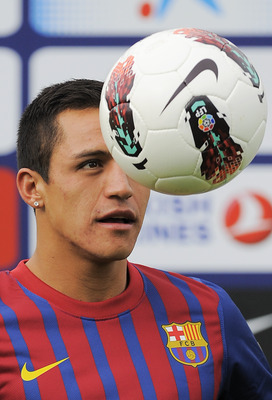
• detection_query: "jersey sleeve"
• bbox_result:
[214,284,272,399]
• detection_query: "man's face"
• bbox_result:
[40,107,150,263]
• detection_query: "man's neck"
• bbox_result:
[26,252,128,303]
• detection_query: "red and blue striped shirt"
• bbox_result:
[0,260,271,399]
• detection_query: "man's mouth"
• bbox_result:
[99,217,134,224]
[97,210,136,226]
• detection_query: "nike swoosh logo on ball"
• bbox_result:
[161,58,218,113]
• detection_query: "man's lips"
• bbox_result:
[96,210,136,225]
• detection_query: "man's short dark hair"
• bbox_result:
[17,79,104,182]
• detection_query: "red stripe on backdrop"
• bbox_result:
[96,318,145,399]
[56,310,106,400]
[142,268,202,399]
[0,168,19,269]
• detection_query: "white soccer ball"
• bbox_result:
[99,28,267,195]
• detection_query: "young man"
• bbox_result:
[0,79,271,399]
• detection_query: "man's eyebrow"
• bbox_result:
[72,150,109,159]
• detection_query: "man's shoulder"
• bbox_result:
[0,269,13,286]
[131,262,226,302]
[0,263,26,303]
[0,269,18,313]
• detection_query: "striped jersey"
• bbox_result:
[0,260,271,399]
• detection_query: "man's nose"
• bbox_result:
[104,160,133,200]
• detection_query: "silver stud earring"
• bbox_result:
[33,201,39,207]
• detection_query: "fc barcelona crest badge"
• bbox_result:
[162,322,209,367]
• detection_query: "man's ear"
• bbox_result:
[16,168,45,209]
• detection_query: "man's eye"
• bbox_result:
[87,160,98,168]
[81,160,102,169]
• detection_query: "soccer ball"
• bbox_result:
[99,28,267,195]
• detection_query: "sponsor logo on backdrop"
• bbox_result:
[224,192,272,244]
[138,195,211,243]
[139,0,220,17]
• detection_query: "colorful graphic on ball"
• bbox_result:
[174,28,260,90]
[198,113,215,132]
[186,95,243,184]
[105,55,142,157]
